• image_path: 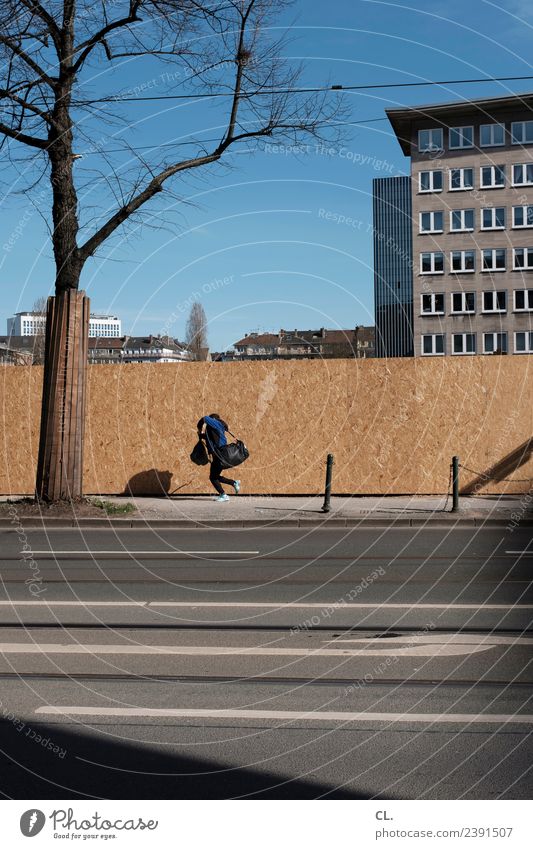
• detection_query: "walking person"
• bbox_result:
[197,413,241,502]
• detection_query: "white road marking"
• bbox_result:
[35,706,533,724]
[0,601,146,607]
[0,643,495,657]
[506,551,533,555]
[0,600,531,610]
[30,551,259,557]
[331,635,533,645]
[149,601,533,610]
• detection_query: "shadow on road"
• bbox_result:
[0,718,365,800]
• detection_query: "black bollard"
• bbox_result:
[451,456,460,513]
[322,453,334,513]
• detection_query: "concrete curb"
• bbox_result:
[0,516,529,529]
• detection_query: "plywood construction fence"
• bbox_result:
[1,357,532,496]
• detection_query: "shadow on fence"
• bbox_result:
[460,438,533,495]
[123,468,173,496]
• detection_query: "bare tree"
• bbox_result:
[0,0,347,500]
[185,301,208,360]
[31,296,47,365]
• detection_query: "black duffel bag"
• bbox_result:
[190,439,209,466]
[215,438,250,470]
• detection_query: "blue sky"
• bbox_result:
[2,0,533,350]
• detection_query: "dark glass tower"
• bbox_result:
[373,176,413,357]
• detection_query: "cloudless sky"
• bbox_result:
[2,0,533,350]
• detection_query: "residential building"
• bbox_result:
[387,92,533,356]
[7,311,122,338]
[0,336,33,364]
[1,334,191,363]
[232,327,375,359]
[88,338,126,364]
[89,335,192,363]
[373,176,414,357]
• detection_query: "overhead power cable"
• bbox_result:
[86,73,533,104]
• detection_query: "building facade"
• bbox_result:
[387,93,533,357]
[1,334,191,363]
[232,327,375,360]
[89,314,122,337]
[373,175,414,357]
[7,312,122,338]
[0,337,33,364]
[88,336,192,364]
[119,336,191,363]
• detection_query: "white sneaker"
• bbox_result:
[214,493,230,503]
[234,480,241,495]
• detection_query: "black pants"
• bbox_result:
[209,458,235,495]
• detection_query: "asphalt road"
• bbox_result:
[0,524,531,800]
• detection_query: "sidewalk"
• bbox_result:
[1,493,530,527]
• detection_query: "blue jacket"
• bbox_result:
[198,416,228,451]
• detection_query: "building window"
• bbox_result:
[512,163,533,186]
[480,165,505,188]
[449,126,474,149]
[512,205,533,228]
[514,289,533,311]
[451,251,475,273]
[480,123,505,147]
[420,252,444,274]
[451,292,475,313]
[449,167,474,191]
[421,293,445,315]
[418,128,443,152]
[482,249,506,271]
[452,333,476,355]
[450,209,475,232]
[482,290,507,313]
[515,331,533,353]
[419,170,443,192]
[419,211,443,233]
[421,334,445,355]
[483,332,508,354]
[481,207,505,230]
[513,247,533,270]
[511,121,533,145]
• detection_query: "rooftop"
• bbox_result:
[234,327,374,349]
[386,91,533,156]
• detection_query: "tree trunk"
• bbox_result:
[36,289,90,502]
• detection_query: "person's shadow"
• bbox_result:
[123,469,173,496]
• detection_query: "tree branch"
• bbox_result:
[19,0,61,43]
[78,150,221,260]
[220,0,254,147]
[0,36,56,87]
[72,1,142,72]
[0,87,50,121]
[0,118,47,148]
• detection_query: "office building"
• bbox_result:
[387,93,533,356]
[373,176,414,357]
[7,311,122,338]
